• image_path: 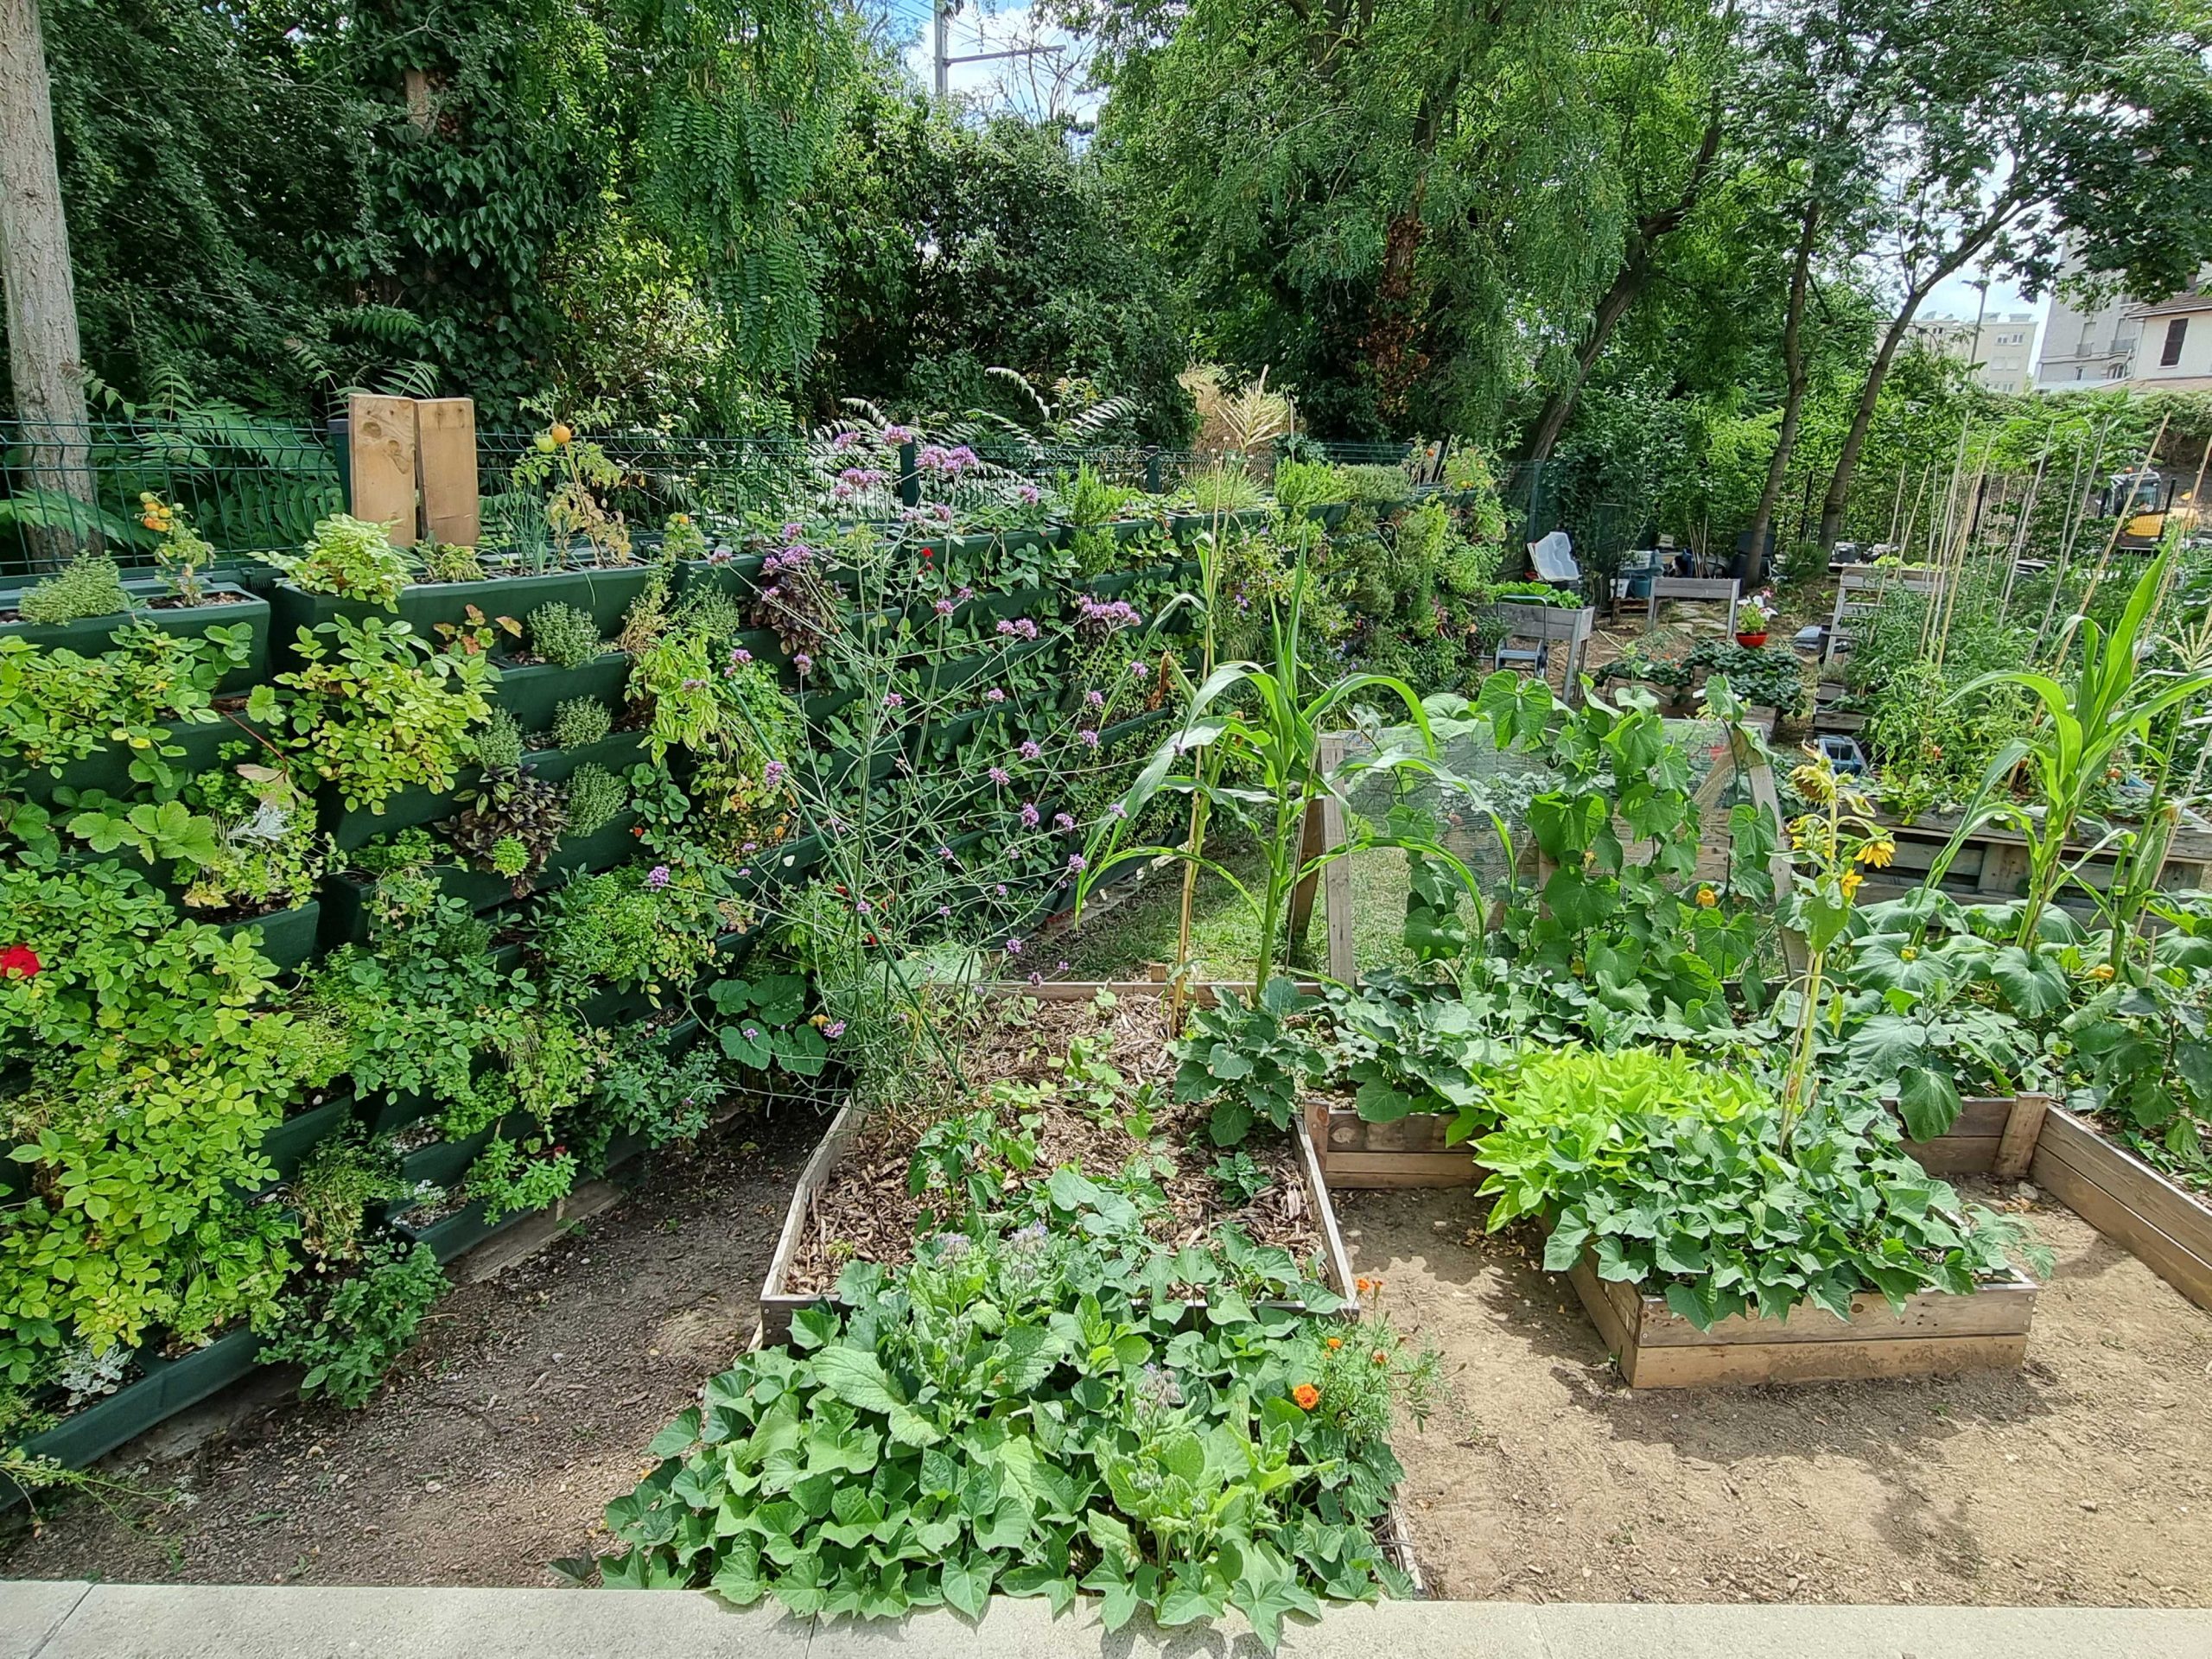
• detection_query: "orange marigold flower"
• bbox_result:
[1371,1350,1389,1366]
[1695,886,1719,908]
[1292,1383,1320,1410]
[1326,1337,1343,1351]
[1355,1276,1373,1294]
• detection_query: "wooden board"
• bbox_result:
[2030,1107,2212,1312]
[1565,1253,2036,1389]
[1646,575,1740,634]
[1319,1108,1480,1189]
[1898,1094,2047,1181]
[346,393,418,545]
[415,397,480,548]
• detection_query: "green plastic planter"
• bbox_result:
[0,581,270,692]
[676,555,766,603]
[357,1087,436,1138]
[217,899,324,972]
[393,1194,524,1266]
[3,1328,264,1499]
[1167,509,1272,543]
[17,716,239,807]
[492,651,633,732]
[258,1095,353,1181]
[324,778,465,853]
[270,565,664,655]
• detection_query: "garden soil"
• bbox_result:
[1346,1180,2212,1608]
[0,1111,815,1587]
[11,1122,2209,1609]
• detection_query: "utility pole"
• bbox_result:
[931,0,1061,104]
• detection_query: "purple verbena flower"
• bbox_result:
[1020,802,1041,828]
[988,766,1010,786]
[1081,728,1101,748]
[647,865,671,890]
[984,686,1006,702]
[793,652,813,674]
[1018,484,1040,505]
[1004,937,1023,956]
[934,597,956,617]
[1019,740,1041,761]
[823,1019,848,1039]
[1068,854,1087,872]
[1085,689,1104,708]
[1053,812,1076,832]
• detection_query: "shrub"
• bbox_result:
[1337,462,1411,505]
[13,554,132,625]
[468,1133,579,1224]
[551,696,613,750]
[255,616,495,811]
[534,862,740,1001]
[260,514,412,606]
[528,601,605,669]
[468,707,526,771]
[264,1241,446,1408]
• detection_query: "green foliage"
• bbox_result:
[1475,1048,2050,1328]
[579,1214,1417,1647]
[563,762,631,836]
[0,623,247,782]
[289,1128,410,1264]
[0,864,340,1382]
[528,601,607,670]
[418,543,489,584]
[468,1133,580,1224]
[470,708,527,772]
[264,1242,446,1409]
[444,754,569,891]
[13,555,132,625]
[178,762,327,915]
[535,862,734,1001]
[256,617,495,811]
[552,696,615,750]
[1184,467,1265,514]
[588,1033,729,1159]
[1173,982,1323,1147]
[1208,1152,1271,1209]
[709,974,828,1077]
[260,514,412,606]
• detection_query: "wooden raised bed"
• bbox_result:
[1313,1106,1475,1190]
[1897,1093,2049,1180]
[756,980,1357,1342]
[1565,1256,2039,1388]
[2029,1106,2212,1312]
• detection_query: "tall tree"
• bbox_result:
[1813,0,2212,550]
[1084,0,1624,439]
[1517,0,1743,465]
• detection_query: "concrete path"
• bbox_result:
[4,1582,2209,1659]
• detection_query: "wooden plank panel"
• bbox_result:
[1297,1110,1359,1301]
[1626,1333,2028,1389]
[1901,1137,2001,1176]
[1325,1110,1457,1154]
[346,393,418,546]
[1566,1255,1634,1370]
[757,1103,862,1340]
[1321,1153,1478,1189]
[2031,1110,2212,1311]
[2036,1109,2212,1262]
[415,397,480,548]
[1994,1094,2049,1181]
[1630,1278,2037,1348]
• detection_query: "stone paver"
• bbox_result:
[3,1582,2210,1659]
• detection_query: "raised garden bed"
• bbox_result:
[2029,1106,2212,1312]
[215,899,324,973]
[1313,1103,1476,1189]
[1563,1252,2039,1388]
[0,580,270,691]
[755,982,1356,1341]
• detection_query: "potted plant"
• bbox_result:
[1736,588,1777,648]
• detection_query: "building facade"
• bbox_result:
[1902,313,2039,392]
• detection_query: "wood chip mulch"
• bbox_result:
[783,992,1323,1292]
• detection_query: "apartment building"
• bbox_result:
[1902,312,2038,391]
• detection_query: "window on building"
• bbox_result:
[2161,316,2188,367]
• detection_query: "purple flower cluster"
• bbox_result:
[646,865,671,891]
[1018,739,1041,760]
[883,423,915,444]
[1017,484,1040,505]
[1052,812,1075,832]
[1076,596,1141,635]
[1080,728,1101,748]
[763,760,786,787]
[916,443,980,478]
[996,617,1040,641]
[763,543,814,575]
[1020,802,1041,828]
[988,766,1010,786]
[984,686,1006,702]
[933,596,956,617]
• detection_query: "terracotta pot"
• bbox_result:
[1736,630,1769,648]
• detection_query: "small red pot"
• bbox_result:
[1736,631,1768,649]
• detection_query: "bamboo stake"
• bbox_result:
[2057,414,2170,667]
[1999,431,2052,611]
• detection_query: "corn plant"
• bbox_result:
[1941,546,2212,949]
[1076,546,1478,991]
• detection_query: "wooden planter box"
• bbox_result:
[1314,1107,1474,1189]
[1856,804,2212,912]
[1490,601,1595,644]
[756,980,1357,1342]
[1565,1255,2039,1388]
[2030,1106,2212,1312]
[1897,1094,2049,1180]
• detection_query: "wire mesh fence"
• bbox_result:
[0,417,1484,582]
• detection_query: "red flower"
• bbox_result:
[0,945,40,979]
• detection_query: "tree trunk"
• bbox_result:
[1814,308,1916,553]
[0,0,91,558]
[1745,200,1819,585]
[1519,264,1650,464]
[1816,215,2014,553]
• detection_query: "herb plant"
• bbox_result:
[551,696,613,749]
[259,513,412,605]
[264,1241,446,1408]
[11,553,132,625]
[527,601,606,669]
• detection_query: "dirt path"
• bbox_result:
[1,1111,816,1587]
[1344,1182,2212,1607]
